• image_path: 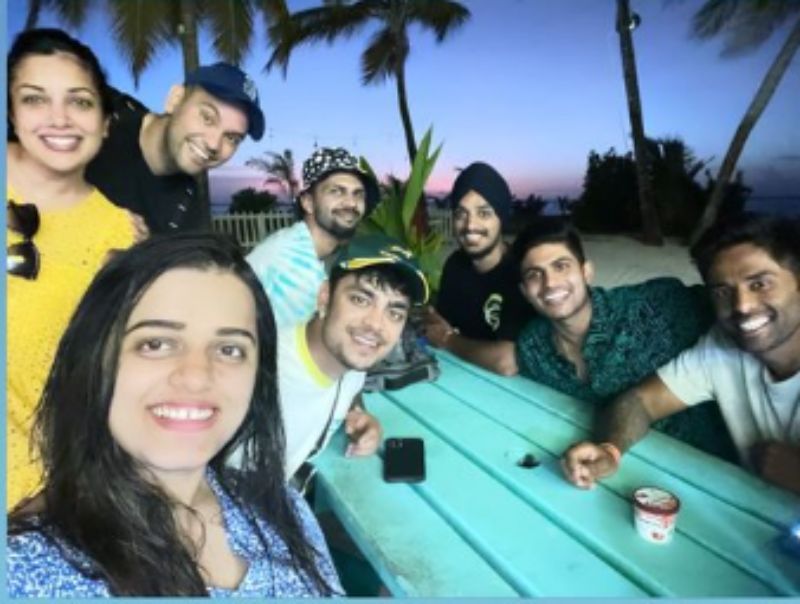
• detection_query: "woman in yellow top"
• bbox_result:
[7,28,138,508]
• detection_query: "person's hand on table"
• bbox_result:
[345,409,382,457]
[561,441,621,489]
[751,441,800,495]
[423,306,457,349]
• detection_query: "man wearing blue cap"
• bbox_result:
[424,161,535,375]
[86,62,265,233]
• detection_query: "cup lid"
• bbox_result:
[633,486,681,515]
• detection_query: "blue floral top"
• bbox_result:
[6,470,343,597]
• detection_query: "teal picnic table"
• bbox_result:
[313,351,800,597]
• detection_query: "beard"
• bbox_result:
[316,207,361,241]
[459,229,503,260]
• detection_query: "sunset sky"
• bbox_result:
[6,0,799,211]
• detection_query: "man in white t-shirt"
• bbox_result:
[279,234,429,479]
[561,214,800,495]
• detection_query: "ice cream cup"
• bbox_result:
[632,486,681,544]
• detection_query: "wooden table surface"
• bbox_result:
[313,351,800,597]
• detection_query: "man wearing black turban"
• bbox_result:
[424,162,535,374]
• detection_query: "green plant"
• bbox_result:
[358,127,445,295]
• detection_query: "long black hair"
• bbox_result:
[8,233,336,596]
[7,28,114,141]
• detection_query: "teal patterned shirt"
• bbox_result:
[247,221,327,329]
[516,278,737,461]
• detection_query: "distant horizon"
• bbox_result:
[208,171,799,213]
[210,169,800,215]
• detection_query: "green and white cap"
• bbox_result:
[333,234,429,304]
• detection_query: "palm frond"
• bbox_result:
[255,0,290,24]
[692,0,800,55]
[265,2,374,73]
[361,26,405,84]
[692,0,739,39]
[204,0,255,65]
[106,0,174,86]
[406,0,470,42]
[51,0,93,28]
[246,149,299,197]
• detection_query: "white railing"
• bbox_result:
[212,209,296,251]
[212,207,454,251]
[428,207,454,242]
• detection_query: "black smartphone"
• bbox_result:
[383,437,425,483]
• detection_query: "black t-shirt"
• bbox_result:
[85,89,203,234]
[436,249,536,341]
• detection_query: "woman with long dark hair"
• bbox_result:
[6,28,140,507]
[7,233,342,597]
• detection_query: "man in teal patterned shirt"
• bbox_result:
[512,219,736,460]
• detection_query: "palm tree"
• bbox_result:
[616,0,662,245]
[263,0,469,236]
[24,0,88,31]
[689,1,800,244]
[245,149,300,202]
[264,0,470,166]
[24,0,260,225]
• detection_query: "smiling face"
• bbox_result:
[9,52,108,176]
[107,268,258,481]
[163,86,248,175]
[318,271,410,372]
[301,172,367,240]
[708,243,800,358]
[520,242,593,323]
[454,191,503,260]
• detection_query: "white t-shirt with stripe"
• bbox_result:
[279,323,366,479]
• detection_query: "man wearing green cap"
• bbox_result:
[279,234,429,480]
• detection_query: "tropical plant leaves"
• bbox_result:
[358,127,446,292]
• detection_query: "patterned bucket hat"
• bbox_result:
[301,147,380,213]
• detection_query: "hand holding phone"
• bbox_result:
[383,437,425,483]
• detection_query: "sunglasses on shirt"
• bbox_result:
[7,200,41,280]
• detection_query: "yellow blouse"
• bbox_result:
[7,185,136,509]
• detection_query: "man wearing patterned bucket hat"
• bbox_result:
[247,147,380,328]
[87,61,265,233]
[275,234,428,480]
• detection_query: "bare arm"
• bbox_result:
[561,374,688,489]
[597,374,687,451]
[752,442,800,495]
[423,306,518,375]
[444,335,518,376]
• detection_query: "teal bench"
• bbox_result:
[313,351,800,597]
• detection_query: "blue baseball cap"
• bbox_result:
[185,62,265,141]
